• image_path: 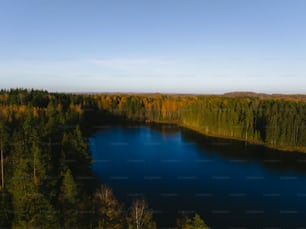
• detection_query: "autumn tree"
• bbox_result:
[94,185,124,229]
[126,198,156,229]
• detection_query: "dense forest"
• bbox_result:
[0,88,305,228]
[0,89,208,228]
[88,92,306,152]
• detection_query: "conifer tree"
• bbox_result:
[177,213,209,229]
[58,169,79,228]
[0,120,8,190]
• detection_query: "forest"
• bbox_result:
[0,89,208,228]
[0,88,305,228]
[88,92,306,151]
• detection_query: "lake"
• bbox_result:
[89,124,306,228]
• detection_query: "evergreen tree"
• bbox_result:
[10,151,59,228]
[177,213,209,229]
[0,120,9,190]
[0,190,13,228]
[14,192,59,229]
[193,214,209,229]
[58,169,79,228]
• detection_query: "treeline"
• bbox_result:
[0,89,208,228]
[91,93,306,151]
[2,89,304,150]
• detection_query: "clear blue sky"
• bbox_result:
[1,0,306,93]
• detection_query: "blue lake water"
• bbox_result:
[89,124,306,228]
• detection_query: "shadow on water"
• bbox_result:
[178,127,306,174]
[90,123,306,229]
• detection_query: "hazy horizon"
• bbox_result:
[3,88,306,96]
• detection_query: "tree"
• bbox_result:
[61,169,78,203]
[0,190,13,228]
[31,129,47,187]
[58,169,79,228]
[0,120,9,190]
[193,214,209,229]
[61,125,91,181]
[177,213,209,229]
[10,151,59,229]
[126,199,156,229]
[94,185,124,229]
[12,192,59,229]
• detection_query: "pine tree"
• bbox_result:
[0,190,13,228]
[177,213,209,229]
[17,192,59,229]
[61,169,77,203]
[58,169,79,228]
[0,120,9,190]
[192,214,209,229]
[10,150,59,228]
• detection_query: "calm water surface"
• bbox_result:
[89,124,306,228]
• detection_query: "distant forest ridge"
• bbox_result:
[224,91,306,99]
[67,90,306,101]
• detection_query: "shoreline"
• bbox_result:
[147,120,306,154]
